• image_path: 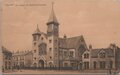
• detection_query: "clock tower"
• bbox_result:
[46,2,59,67]
[47,2,59,37]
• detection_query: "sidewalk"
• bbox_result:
[3,69,120,75]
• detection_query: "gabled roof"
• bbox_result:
[91,48,114,58]
[13,50,32,56]
[59,35,86,49]
[2,46,12,54]
[59,38,67,48]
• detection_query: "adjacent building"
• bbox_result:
[12,50,33,69]
[2,46,12,71]
[82,44,120,70]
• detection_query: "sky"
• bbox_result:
[2,0,120,52]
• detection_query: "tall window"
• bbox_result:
[33,36,37,41]
[34,50,36,53]
[84,62,89,69]
[64,51,68,58]
[34,42,36,46]
[34,63,37,67]
[49,48,52,51]
[93,61,97,69]
[49,39,52,43]
[109,61,113,69]
[100,61,106,69]
[49,62,53,67]
[59,50,63,55]
[41,37,44,40]
[70,51,74,58]
[39,43,47,55]
[50,56,52,59]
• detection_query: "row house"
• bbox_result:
[12,50,33,69]
[2,46,12,71]
[82,44,120,70]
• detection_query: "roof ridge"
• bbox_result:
[92,48,110,50]
[67,35,83,39]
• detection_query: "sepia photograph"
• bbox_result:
[1,0,120,75]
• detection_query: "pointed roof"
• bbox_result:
[33,24,41,35]
[59,35,87,49]
[47,2,59,25]
[91,48,114,58]
[2,46,12,54]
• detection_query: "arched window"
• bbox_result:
[39,43,47,55]
[49,62,53,67]
[34,63,37,68]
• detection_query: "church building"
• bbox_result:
[31,3,87,69]
[10,3,120,70]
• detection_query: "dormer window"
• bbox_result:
[84,53,89,58]
[99,51,106,58]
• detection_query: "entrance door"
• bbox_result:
[39,60,44,68]
[79,63,82,70]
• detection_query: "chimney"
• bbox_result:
[109,43,116,49]
[89,44,92,50]
[63,34,67,39]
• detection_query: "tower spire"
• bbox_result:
[33,24,41,35]
[47,2,59,25]
[37,24,39,30]
[52,2,54,11]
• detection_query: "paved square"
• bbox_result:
[3,70,116,75]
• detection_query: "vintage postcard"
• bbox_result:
[1,0,120,75]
